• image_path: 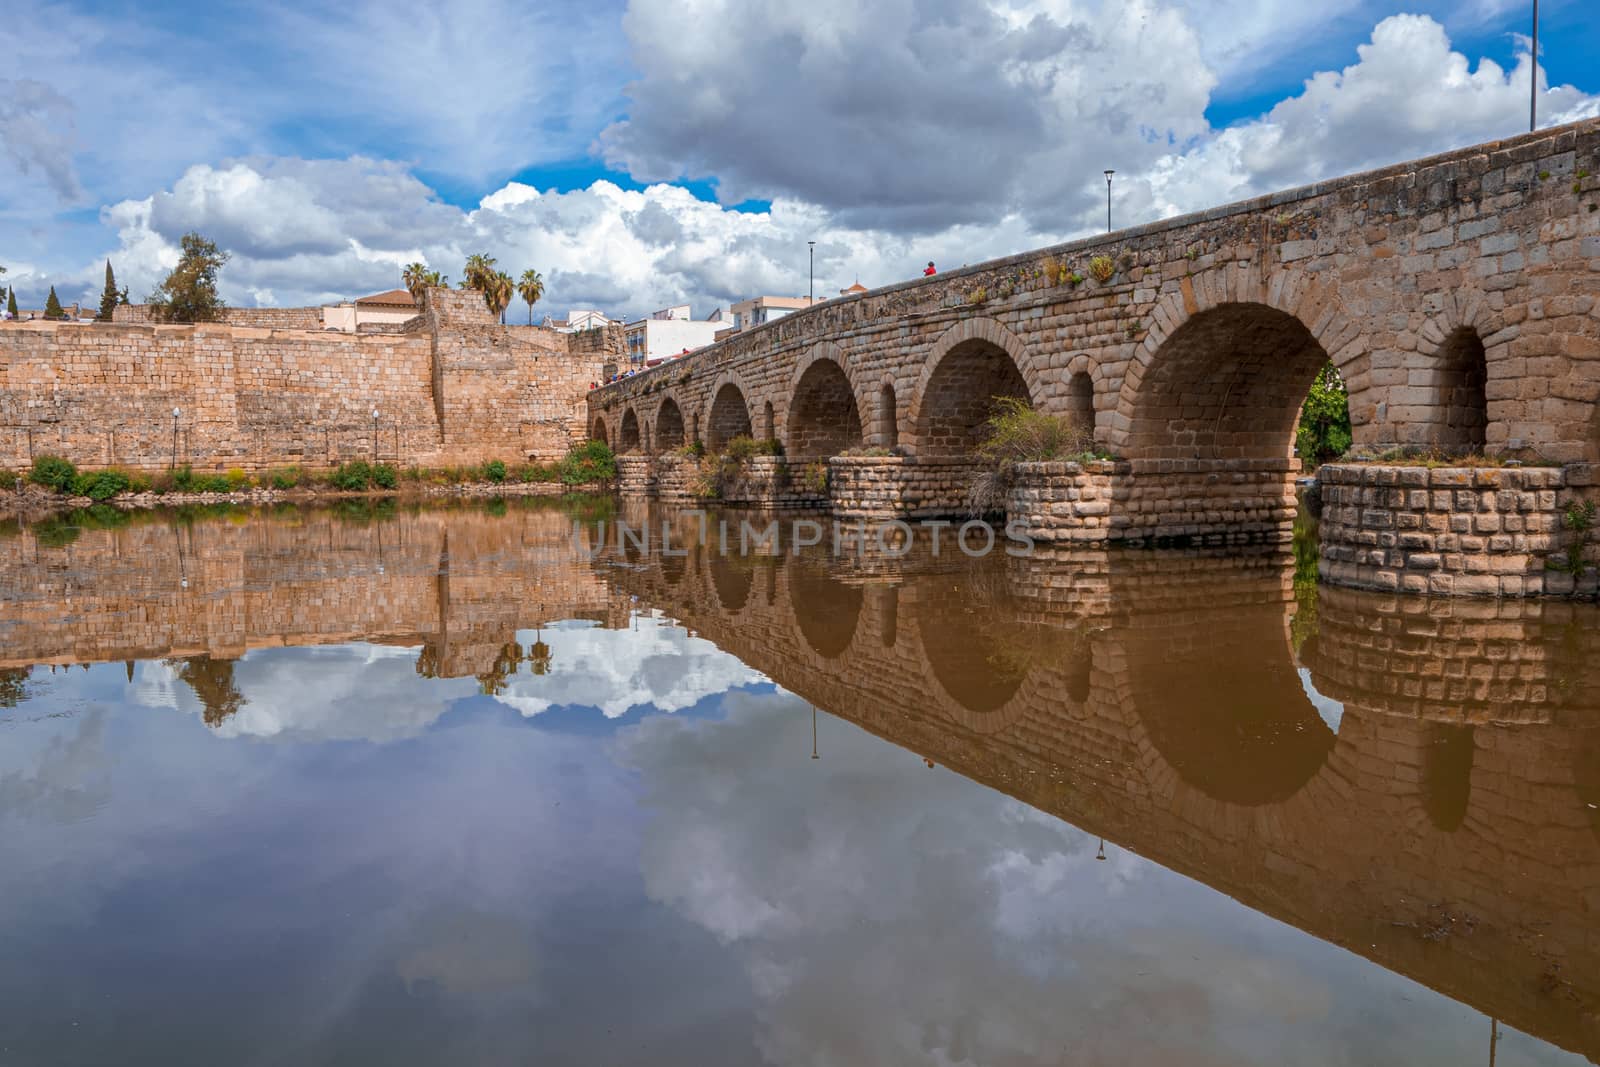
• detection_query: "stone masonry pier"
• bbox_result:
[590,120,1600,593]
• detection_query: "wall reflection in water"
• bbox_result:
[1,499,1597,1063]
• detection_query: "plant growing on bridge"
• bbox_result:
[1293,362,1352,470]
[1088,255,1116,284]
[966,397,1097,516]
[148,232,229,323]
[1554,499,1597,577]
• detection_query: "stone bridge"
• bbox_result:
[588,120,1600,590]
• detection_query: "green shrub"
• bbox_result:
[485,459,508,483]
[516,463,561,483]
[677,440,705,459]
[172,465,196,491]
[225,468,251,490]
[968,396,1099,515]
[269,467,302,490]
[329,461,374,491]
[1088,254,1116,283]
[29,455,79,493]
[559,439,618,485]
[71,469,131,501]
[372,464,398,490]
[1293,361,1353,469]
[721,436,780,461]
[195,474,233,493]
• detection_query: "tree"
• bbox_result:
[517,268,545,325]
[147,232,229,323]
[167,655,246,727]
[6,287,17,319]
[462,253,496,292]
[484,270,514,323]
[402,261,430,303]
[97,260,121,321]
[1294,361,1353,470]
[43,286,65,320]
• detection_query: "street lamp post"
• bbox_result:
[371,408,380,465]
[808,241,816,306]
[170,407,181,470]
[1530,0,1539,132]
[1104,170,1115,233]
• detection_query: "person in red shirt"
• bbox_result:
[923,261,937,276]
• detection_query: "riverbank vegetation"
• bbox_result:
[968,397,1108,515]
[5,441,618,511]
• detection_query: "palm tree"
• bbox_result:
[402,262,430,302]
[517,269,545,325]
[484,270,514,323]
[462,253,497,292]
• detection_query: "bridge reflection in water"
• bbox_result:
[1,500,1597,1060]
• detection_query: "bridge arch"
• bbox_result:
[1115,300,1332,462]
[877,378,900,450]
[1113,267,1365,457]
[655,396,686,452]
[619,408,642,453]
[907,317,1041,458]
[1063,353,1097,440]
[787,345,866,459]
[706,378,754,451]
[590,414,609,446]
[787,564,863,660]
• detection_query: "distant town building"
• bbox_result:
[624,304,723,365]
[541,309,617,333]
[840,279,869,296]
[714,295,818,340]
[321,288,418,332]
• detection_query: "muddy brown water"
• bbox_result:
[1,498,1597,1065]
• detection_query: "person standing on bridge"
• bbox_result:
[923,261,937,276]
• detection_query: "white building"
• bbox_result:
[624,305,723,365]
[715,295,817,339]
[540,309,616,333]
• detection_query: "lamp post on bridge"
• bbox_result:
[170,407,181,471]
[808,241,816,306]
[371,408,380,465]
[1104,170,1115,233]
[1530,0,1539,132]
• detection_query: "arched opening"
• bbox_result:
[911,578,1030,715]
[789,360,864,459]
[710,556,753,614]
[762,401,776,443]
[878,584,898,648]
[707,383,753,452]
[915,339,1031,458]
[879,383,899,449]
[1125,303,1328,463]
[1422,723,1475,833]
[789,566,863,660]
[656,398,686,452]
[1066,371,1094,437]
[591,416,609,446]
[1432,327,1487,454]
[619,409,641,453]
[1126,606,1335,806]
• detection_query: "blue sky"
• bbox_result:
[2,0,1597,318]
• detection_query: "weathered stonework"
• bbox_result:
[1318,462,1600,597]
[589,119,1600,589]
[1,288,622,472]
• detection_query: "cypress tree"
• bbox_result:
[44,286,65,320]
[6,288,17,318]
[98,261,121,321]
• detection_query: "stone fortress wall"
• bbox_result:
[0,288,624,472]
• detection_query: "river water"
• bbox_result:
[0,498,1597,1065]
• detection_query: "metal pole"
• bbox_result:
[808,241,815,305]
[171,408,181,470]
[1530,0,1539,132]
[371,409,379,465]
[811,704,819,759]
[1104,170,1115,233]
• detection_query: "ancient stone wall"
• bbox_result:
[0,289,613,472]
[1319,462,1600,596]
[113,305,327,329]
